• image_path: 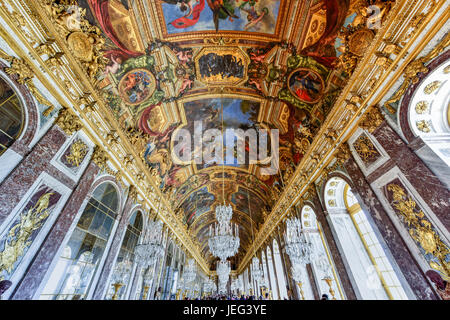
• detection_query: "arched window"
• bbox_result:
[266,246,279,300]
[261,251,270,295]
[105,210,143,300]
[407,60,450,166]
[301,205,343,300]
[272,240,288,299]
[40,182,119,300]
[324,177,409,300]
[0,76,24,156]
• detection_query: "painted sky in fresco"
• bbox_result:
[161,0,281,34]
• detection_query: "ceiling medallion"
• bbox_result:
[347,28,375,57]
[118,68,157,106]
[287,67,325,104]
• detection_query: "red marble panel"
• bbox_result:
[372,122,450,230]
[0,126,68,226]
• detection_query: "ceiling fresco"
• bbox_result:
[68,0,395,267]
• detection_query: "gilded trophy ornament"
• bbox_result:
[353,135,380,164]
[65,139,88,167]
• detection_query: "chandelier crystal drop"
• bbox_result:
[135,220,164,268]
[284,217,313,265]
[208,204,240,261]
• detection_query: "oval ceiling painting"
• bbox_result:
[118,68,156,106]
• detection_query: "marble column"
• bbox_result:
[343,151,439,300]
[309,193,358,300]
[9,161,100,299]
[0,125,70,226]
[91,194,135,300]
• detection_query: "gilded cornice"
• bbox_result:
[237,0,448,273]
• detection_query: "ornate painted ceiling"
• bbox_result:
[43,0,396,268]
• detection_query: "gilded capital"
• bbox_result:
[91,145,108,168]
[335,143,352,165]
[55,107,83,135]
[359,105,384,133]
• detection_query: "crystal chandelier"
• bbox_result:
[316,252,332,278]
[284,217,313,265]
[251,256,263,283]
[203,278,216,293]
[291,263,304,283]
[208,205,240,261]
[231,277,241,294]
[183,259,197,284]
[217,259,231,283]
[135,219,164,268]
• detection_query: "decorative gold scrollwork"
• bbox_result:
[0,49,54,113]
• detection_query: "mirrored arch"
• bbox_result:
[40,182,120,300]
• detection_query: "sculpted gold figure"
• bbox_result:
[388,184,450,279]
[0,192,54,275]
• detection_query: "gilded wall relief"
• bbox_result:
[386,181,450,281]
[352,133,381,166]
[60,138,89,169]
[0,186,61,280]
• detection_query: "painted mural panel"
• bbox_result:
[182,97,260,171]
[160,0,281,34]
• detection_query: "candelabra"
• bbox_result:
[291,264,305,300]
[111,258,132,300]
[316,252,336,300]
[208,205,240,261]
[217,260,231,293]
[135,220,164,268]
[203,277,216,295]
